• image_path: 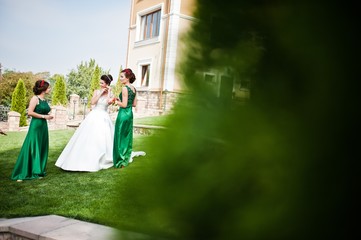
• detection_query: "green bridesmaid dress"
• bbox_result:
[11,97,51,180]
[113,86,136,168]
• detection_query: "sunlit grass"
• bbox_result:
[0,129,152,230]
[134,114,170,126]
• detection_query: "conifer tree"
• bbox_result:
[51,74,68,106]
[87,65,101,107]
[113,65,123,98]
[10,78,27,126]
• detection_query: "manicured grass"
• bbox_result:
[0,129,153,231]
[134,114,169,126]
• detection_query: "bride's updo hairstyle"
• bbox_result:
[121,68,136,83]
[101,74,113,85]
[33,80,50,95]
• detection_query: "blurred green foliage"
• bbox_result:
[113,1,356,239]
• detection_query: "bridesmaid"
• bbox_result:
[113,68,137,168]
[11,80,53,182]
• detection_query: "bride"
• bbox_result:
[55,74,115,172]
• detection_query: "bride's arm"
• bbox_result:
[90,90,101,105]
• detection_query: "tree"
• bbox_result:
[114,1,357,239]
[34,72,50,81]
[51,74,68,106]
[66,59,101,100]
[87,65,101,107]
[65,59,109,105]
[66,59,96,99]
[10,79,27,126]
[113,65,123,98]
[0,70,37,106]
[0,63,3,80]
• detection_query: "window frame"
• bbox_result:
[137,59,152,89]
[136,4,163,42]
[140,64,150,87]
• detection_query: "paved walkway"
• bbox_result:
[0,215,157,240]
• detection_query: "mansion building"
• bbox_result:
[125,0,250,115]
[126,0,196,115]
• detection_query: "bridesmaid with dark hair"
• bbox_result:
[11,80,53,182]
[113,68,145,168]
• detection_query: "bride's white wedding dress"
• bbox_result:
[55,93,114,172]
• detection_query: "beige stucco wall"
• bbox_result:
[127,0,168,91]
[181,0,196,16]
[127,37,164,91]
[128,0,196,93]
[131,0,167,25]
[172,16,195,91]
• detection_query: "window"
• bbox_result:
[219,75,233,100]
[141,65,150,87]
[204,73,216,83]
[140,10,161,40]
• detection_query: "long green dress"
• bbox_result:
[11,97,51,180]
[113,86,136,168]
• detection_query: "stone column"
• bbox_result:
[163,0,181,91]
[53,106,68,129]
[69,94,80,120]
[7,111,20,131]
[134,96,147,117]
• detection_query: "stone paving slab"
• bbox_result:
[0,216,39,232]
[41,220,118,240]
[0,215,160,240]
[9,215,76,239]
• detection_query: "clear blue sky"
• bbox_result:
[0,0,131,80]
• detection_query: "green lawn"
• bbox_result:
[134,114,169,126]
[0,129,155,234]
